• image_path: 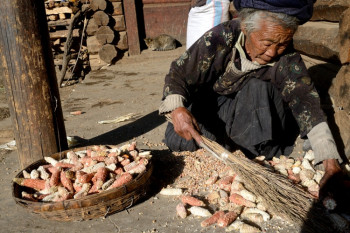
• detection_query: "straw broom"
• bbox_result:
[165,115,333,232]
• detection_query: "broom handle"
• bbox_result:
[199,141,228,163]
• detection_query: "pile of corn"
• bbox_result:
[13,142,151,202]
[160,149,350,232]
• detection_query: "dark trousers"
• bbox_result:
[164,78,299,159]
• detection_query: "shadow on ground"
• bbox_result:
[70,110,166,147]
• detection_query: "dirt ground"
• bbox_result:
[0,46,346,233]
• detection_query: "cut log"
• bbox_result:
[112,15,126,31]
[338,8,350,64]
[82,3,91,12]
[46,6,72,15]
[59,13,66,20]
[49,28,79,39]
[99,44,118,63]
[90,0,107,11]
[48,14,59,21]
[48,19,71,27]
[96,26,116,45]
[116,31,128,50]
[89,54,108,71]
[93,10,110,26]
[311,0,349,22]
[47,1,55,9]
[86,18,99,36]
[293,21,339,62]
[87,36,102,54]
[112,2,123,15]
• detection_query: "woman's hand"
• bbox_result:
[170,107,203,145]
[319,159,342,192]
[319,159,350,211]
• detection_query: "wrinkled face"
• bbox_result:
[242,20,295,65]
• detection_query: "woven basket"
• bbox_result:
[12,146,153,221]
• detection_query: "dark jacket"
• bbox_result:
[162,19,326,137]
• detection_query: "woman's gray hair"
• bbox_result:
[239,8,299,34]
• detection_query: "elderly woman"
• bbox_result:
[159,0,344,194]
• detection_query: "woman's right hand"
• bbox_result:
[170,107,203,145]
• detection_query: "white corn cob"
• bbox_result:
[22,170,31,179]
[243,208,270,221]
[188,206,212,217]
[30,169,40,179]
[44,157,58,166]
[159,188,183,196]
[239,189,256,203]
[37,166,50,180]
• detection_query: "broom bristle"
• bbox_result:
[201,137,312,222]
[165,115,333,232]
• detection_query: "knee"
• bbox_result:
[245,78,270,93]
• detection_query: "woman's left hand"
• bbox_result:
[319,159,350,212]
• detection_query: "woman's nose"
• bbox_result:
[265,45,278,58]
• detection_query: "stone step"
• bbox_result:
[293,21,339,62]
[311,0,349,22]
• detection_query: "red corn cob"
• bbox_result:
[60,171,74,193]
[181,195,205,207]
[13,178,46,191]
[201,211,225,227]
[107,172,132,190]
[48,167,61,187]
[217,211,238,227]
[229,193,255,207]
[176,202,187,219]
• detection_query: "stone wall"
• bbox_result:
[293,1,350,160]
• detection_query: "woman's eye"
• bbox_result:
[262,42,272,47]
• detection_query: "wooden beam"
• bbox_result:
[0,0,68,169]
[124,0,141,55]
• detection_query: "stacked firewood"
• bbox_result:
[86,0,128,70]
[45,0,90,84]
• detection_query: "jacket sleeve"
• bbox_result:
[160,20,238,114]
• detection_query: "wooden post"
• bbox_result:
[124,0,141,55]
[0,0,68,169]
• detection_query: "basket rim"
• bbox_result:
[12,145,153,211]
